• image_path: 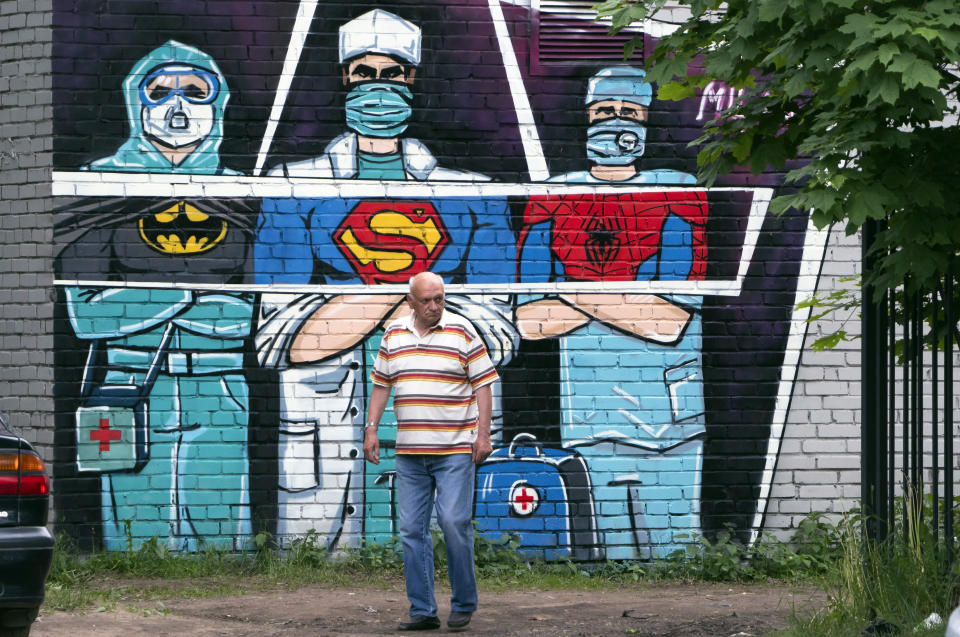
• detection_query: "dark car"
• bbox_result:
[0,411,53,636]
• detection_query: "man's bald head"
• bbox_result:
[407,272,445,331]
[408,271,443,295]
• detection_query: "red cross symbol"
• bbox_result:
[510,483,539,516]
[90,418,121,452]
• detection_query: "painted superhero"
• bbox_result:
[84,40,239,174]
[515,67,708,559]
[267,9,486,182]
[57,197,257,551]
[256,10,518,550]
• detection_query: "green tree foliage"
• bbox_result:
[596,0,960,295]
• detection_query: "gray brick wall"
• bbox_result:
[765,229,862,538]
[0,0,54,458]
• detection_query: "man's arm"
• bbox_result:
[364,383,392,465]
[472,383,493,464]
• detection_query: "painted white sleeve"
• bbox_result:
[255,293,329,369]
[444,293,519,368]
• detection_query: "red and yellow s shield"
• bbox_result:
[334,201,450,284]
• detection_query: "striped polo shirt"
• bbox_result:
[371,310,499,455]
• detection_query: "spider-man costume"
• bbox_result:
[516,188,708,560]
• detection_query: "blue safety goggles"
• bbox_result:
[138,68,220,106]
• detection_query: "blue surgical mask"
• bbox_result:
[345,82,414,138]
[586,118,647,166]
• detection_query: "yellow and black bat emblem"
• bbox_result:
[138,201,228,255]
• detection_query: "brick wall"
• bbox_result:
[0,0,54,459]
[0,0,891,560]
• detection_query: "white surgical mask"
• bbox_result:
[141,97,215,149]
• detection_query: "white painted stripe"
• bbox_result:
[253,0,319,176]
[487,0,550,181]
[53,279,753,296]
[52,171,771,199]
[737,187,772,284]
[748,219,832,545]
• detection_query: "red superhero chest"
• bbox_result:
[523,192,708,282]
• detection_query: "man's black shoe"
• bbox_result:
[397,615,441,631]
[447,611,473,629]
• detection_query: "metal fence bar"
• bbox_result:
[888,288,897,534]
[946,267,954,565]
[862,219,890,541]
[861,235,956,563]
[901,286,910,538]
[932,288,939,547]
[912,290,923,519]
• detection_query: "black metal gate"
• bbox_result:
[862,219,957,560]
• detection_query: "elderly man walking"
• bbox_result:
[364,271,497,631]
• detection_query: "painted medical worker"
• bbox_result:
[85,40,239,174]
[257,10,516,551]
[269,9,485,181]
[70,42,252,551]
[516,67,707,559]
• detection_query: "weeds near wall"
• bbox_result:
[45,513,842,613]
[44,503,960,633]
[48,504,960,630]
[778,495,960,637]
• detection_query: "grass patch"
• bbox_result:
[45,502,960,634]
[46,515,839,614]
[775,495,960,637]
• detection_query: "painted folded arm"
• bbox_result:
[287,294,405,364]
[172,292,254,340]
[516,205,697,341]
[444,294,519,368]
[516,294,690,343]
[65,286,193,339]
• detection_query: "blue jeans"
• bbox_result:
[396,453,478,618]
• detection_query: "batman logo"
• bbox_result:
[138,201,228,255]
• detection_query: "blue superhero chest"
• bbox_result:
[305,197,475,284]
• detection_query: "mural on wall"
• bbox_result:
[50,0,824,559]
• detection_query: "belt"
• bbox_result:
[108,348,245,375]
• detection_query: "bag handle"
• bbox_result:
[78,339,99,400]
[508,432,542,458]
[140,322,175,400]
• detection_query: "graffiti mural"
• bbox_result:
[50,0,825,559]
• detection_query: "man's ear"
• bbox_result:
[342,68,349,86]
[405,68,416,84]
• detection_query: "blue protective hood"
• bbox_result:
[87,40,238,174]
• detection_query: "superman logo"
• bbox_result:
[334,201,450,284]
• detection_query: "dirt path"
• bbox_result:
[32,582,824,636]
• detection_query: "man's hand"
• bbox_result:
[472,432,492,464]
[473,384,493,464]
[364,427,380,465]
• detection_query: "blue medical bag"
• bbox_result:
[474,433,602,561]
